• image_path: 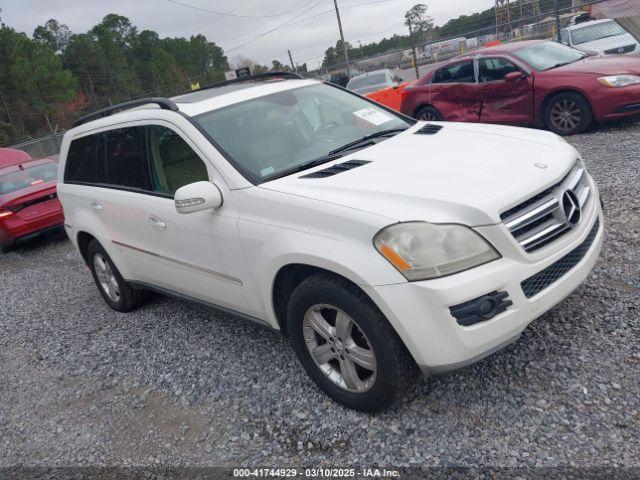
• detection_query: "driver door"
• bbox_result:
[476,56,534,125]
[135,122,262,318]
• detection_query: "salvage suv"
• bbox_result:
[58,72,603,412]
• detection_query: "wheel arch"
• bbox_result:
[271,262,375,337]
[76,230,97,265]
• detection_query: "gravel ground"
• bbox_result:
[1,119,639,470]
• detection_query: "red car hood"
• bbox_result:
[548,55,640,75]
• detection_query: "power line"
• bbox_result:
[164,0,315,18]
[225,0,327,53]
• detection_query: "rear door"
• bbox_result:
[476,55,534,125]
[429,60,481,122]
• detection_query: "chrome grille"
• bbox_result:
[501,161,591,253]
[604,44,636,54]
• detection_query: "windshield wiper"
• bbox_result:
[327,128,408,156]
[266,153,344,181]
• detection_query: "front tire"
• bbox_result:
[86,240,147,312]
[545,92,593,135]
[287,273,417,412]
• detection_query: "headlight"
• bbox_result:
[597,75,640,88]
[373,222,500,281]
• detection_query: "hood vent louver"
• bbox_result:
[415,123,443,135]
[300,159,371,179]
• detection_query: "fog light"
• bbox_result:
[449,291,512,327]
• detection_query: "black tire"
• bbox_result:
[86,239,147,312]
[415,105,443,121]
[544,92,593,135]
[287,272,417,412]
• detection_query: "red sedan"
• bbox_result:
[0,157,64,252]
[400,40,640,135]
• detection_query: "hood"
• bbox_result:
[551,53,640,75]
[260,122,578,226]
[574,33,639,53]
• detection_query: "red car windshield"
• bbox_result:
[514,42,586,71]
[0,162,58,195]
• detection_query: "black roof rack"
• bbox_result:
[73,97,179,128]
[192,71,303,93]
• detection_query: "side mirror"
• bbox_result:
[504,71,525,83]
[174,181,223,214]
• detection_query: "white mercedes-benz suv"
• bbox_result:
[58,72,603,412]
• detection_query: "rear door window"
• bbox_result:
[146,125,209,195]
[103,127,151,191]
[64,134,102,184]
[432,61,475,84]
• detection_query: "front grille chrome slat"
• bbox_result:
[519,219,570,252]
[564,166,584,191]
[504,197,559,232]
[500,160,592,253]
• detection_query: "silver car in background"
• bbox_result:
[560,19,640,55]
[346,69,402,95]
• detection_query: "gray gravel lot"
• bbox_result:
[1,119,639,469]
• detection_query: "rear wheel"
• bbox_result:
[415,105,443,121]
[287,272,417,412]
[86,240,147,312]
[545,92,593,135]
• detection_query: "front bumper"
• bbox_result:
[591,84,640,122]
[362,197,603,375]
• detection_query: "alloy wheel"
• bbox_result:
[93,253,120,302]
[419,111,438,121]
[302,304,377,393]
[550,98,581,133]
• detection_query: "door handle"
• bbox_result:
[148,215,166,229]
[89,201,103,212]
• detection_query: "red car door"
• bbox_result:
[476,56,534,125]
[430,59,481,122]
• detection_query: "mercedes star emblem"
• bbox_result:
[561,190,582,227]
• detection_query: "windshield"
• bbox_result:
[195,83,410,183]
[348,72,387,90]
[514,41,586,71]
[0,161,58,195]
[572,21,626,45]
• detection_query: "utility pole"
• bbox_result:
[333,0,351,79]
[553,0,561,41]
[287,49,296,74]
[407,19,420,80]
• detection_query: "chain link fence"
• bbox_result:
[309,0,638,83]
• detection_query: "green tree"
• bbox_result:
[404,4,434,42]
[33,19,71,53]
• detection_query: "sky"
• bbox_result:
[0,0,496,68]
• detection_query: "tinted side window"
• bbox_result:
[64,134,101,183]
[432,61,475,84]
[104,127,150,190]
[146,125,208,195]
[478,57,521,82]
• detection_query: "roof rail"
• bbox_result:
[192,71,304,93]
[73,97,179,128]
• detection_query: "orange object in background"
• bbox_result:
[365,82,408,111]
[484,39,502,47]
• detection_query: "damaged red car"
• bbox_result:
[400,40,640,135]
[0,157,64,252]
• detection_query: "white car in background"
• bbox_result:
[57,73,603,412]
[346,69,402,95]
[560,19,640,55]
